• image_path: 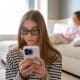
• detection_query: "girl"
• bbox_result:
[6,10,62,80]
[63,11,80,42]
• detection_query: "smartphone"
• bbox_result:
[23,46,40,59]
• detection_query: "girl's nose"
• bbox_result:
[27,32,32,37]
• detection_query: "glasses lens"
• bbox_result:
[21,27,40,35]
[31,29,40,35]
[21,27,28,35]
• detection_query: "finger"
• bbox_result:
[33,57,45,66]
[19,58,33,66]
[21,66,35,77]
[22,63,35,75]
[34,73,41,79]
[34,65,46,75]
[33,69,40,74]
[33,65,42,74]
[19,58,33,67]
[20,59,33,70]
[34,64,41,70]
[33,69,46,79]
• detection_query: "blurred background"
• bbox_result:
[0,0,80,80]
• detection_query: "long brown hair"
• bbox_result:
[74,11,80,21]
[18,10,61,65]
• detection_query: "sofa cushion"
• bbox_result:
[53,23,69,34]
[54,44,80,60]
[0,40,17,65]
[70,37,80,46]
[49,34,69,45]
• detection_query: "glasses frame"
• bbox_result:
[20,27,40,35]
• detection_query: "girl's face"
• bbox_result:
[72,14,80,26]
[21,19,40,46]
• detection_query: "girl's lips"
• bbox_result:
[27,40,34,42]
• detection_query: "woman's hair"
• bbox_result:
[74,11,80,21]
[17,10,61,64]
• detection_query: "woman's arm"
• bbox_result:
[6,53,26,80]
[47,57,62,80]
[6,53,15,80]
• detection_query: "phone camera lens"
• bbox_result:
[25,49,33,55]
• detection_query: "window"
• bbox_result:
[0,0,48,35]
[0,0,35,35]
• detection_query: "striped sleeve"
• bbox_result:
[6,53,16,80]
[6,53,23,80]
[6,51,62,80]
[47,58,62,80]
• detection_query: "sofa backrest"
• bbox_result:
[53,23,71,34]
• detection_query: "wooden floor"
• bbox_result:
[62,72,80,80]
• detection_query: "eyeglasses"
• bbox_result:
[21,27,40,35]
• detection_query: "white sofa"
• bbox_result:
[50,23,80,77]
[54,44,80,77]
[0,40,17,80]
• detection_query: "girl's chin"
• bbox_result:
[27,42,36,46]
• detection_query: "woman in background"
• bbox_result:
[6,10,62,80]
[63,11,80,42]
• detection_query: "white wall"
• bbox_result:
[48,0,80,19]
[48,0,60,19]
[40,0,48,25]
[60,0,80,19]
[0,0,27,35]
[35,0,48,25]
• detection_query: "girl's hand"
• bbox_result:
[33,57,47,79]
[19,58,35,78]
